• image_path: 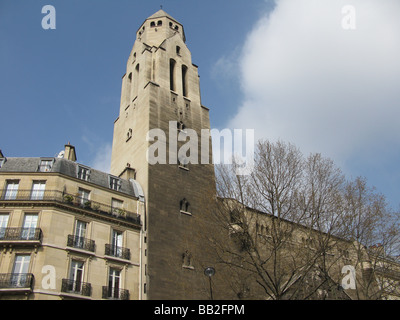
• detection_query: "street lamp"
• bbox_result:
[204,267,215,300]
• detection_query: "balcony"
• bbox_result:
[67,235,95,253]
[105,244,131,261]
[0,273,34,294]
[0,228,42,246]
[102,286,130,300]
[0,189,141,226]
[61,279,92,297]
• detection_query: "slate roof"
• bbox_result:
[0,157,144,200]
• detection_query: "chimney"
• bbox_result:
[64,142,77,162]
[119,165,136,180]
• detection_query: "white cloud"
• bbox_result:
[227,0,400,173]
[89,143,112,173]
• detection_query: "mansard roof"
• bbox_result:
[0,157,143,199]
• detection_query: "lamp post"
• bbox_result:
[204,267,215,300]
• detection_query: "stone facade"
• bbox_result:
[0,144,144,300]
[110,10,217,300]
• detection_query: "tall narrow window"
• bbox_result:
[180,198,191,213]
[22,213,38,240]
[31,181,46,200]
[108,268,121,299]
[182,65,188,97]
[78,188,90,207]
[11,255,31,287]
[170,59,176,91]
[4,180,19,200]
[74,220,87,249]
[69,260,84,293]
[127,72,132,105]
[111,229,123,257]
[0,214,9,239]
[134,64,140,99]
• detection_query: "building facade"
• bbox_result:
[0,144,144,300]
[1,9,398,301]
[110,10,217,300]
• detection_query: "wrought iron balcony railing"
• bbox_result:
[61,278,92,297]
[0,189,141,225]
[67,235,95,252]
[102,286,130,300]
[105,244,131,260]
[0,227,42,242]
[0,273,34,290]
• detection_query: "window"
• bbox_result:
[0,214,9,239]
[126,128,133,142]
[176,46,181,55]
[134,64,140,99]
[111,198,124,216]
[109,176,121,191]
[182,250,193,269]
[177,121,186,132]
[107,268,121,299]
[150,21,156,27]
[68,260,84,293]
[73,220,87,249]
[78,188,90,207]
[38,159,53,172]
[170,59,176,91]
[11,254,31,287]
[77,166,90,181]
[111,229,123,257]
[0,158,5,168]
[4,180,19,200]
[21,214,38,240]
[180,198,190,213]
[182,65,188,97]
[31,181,46,200]
[157,20,162,26]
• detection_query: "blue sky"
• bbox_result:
[1,0,399,210]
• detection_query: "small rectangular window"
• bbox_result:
[77,166,90,181]
[4,180,19,200]
[109,176,121,191]
[78,188,91,207]
[31,181,46,200]
[38,159,53,172]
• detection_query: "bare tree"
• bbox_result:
[209,139,400,300]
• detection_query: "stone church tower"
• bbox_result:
[110,10,217,299]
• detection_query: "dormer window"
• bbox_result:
[77,166,90,181]
[109,176,121,191]
[38,159,53,172]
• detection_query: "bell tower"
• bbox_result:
[111,10,217,299]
